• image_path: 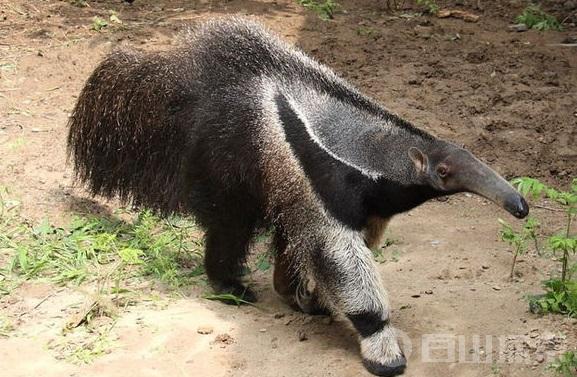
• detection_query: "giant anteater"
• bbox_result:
[68,18,528,376]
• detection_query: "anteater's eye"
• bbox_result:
[437,165,449,178]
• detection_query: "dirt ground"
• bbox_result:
[1,0,576,376]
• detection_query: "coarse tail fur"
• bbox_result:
[68,18,528,377]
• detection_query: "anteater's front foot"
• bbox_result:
[211,281,257,304]
[362,354,406,377]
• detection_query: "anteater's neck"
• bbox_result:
[273,83,442,230]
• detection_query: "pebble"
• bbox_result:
[298,330,308,341]
[259,328,267,333]
[508,23,529,32]
[197,325,214,335]
[492,286,501,291]
[535,353,545,363]
[425,290,433,295]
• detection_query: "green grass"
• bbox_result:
[48,325,117,365]
[549,350,577,377]
[202,293,256,306]
[416,0,439,14]
[0,315,14,337]
[296,0,337,20]
[516,4,561,31]
[0,187,283,363]
[1,206,205,291]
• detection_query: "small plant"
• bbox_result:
[548,350,577,377]
[516,4,562,31]
[371,237,397,263]
[92,16,108,31]
[512,177,577,317]
[0,315,14,337]
[530,277,577,317]
[499,217,539,279]
[416,0,439,14]
[513,177,576,282]
[297,0,337,20]
[90,12,122,32]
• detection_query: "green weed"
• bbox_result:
[513,177,576,282]
[372,237,397,263]
[548,350,577,377]
[499,216,539,279]
[297,0,337,20]
[530,278,577,317]
[203,293,255,306]
[92,17,108,31]
[1,209,204,290]
[511,177,577,317]
[516,5,561,31]
[0,315,14,337]
[416,0,439,14]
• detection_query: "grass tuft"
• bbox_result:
[1,205,204,290]
[516,5,561,31]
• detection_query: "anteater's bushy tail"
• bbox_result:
[67,48,193,213]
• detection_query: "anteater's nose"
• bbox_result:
[504,194,529,219]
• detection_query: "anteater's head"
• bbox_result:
[408,143,529,219]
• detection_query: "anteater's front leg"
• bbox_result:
[311,228,406,377]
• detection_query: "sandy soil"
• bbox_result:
[1,0,576,376]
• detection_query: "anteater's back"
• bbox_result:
[67,18,373,214]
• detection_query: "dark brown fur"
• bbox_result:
[67,49,193,214]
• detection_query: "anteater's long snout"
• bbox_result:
[455,151,529,219]
[503,194,529,219]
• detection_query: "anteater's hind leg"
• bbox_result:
[273,231,328,315]
[204,218,257,303]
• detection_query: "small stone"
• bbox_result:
[525,339,538,350]
[536,353,545,363]
[431,240,441,246]
[197,325,214,335]
[212,333,234,345]
[424,290,433,295]
[481,265,490,270]
[492,286,501,291]
[411,294,421,298]
[298,330,308,341]
[259,328,267,333]
[509,23,529,32]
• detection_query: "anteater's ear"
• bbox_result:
[408,147,429,174]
